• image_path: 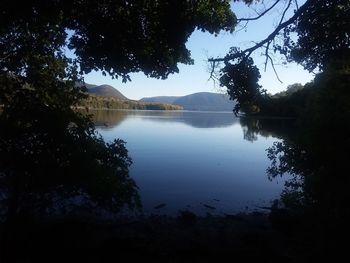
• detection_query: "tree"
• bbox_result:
[282,0,350,72]
[0,1,237,221]
[209,0,350,115]
[213,2,350,258]
[0,0,235,82]
[220,56,265,115]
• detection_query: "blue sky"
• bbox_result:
[83,0,313,100]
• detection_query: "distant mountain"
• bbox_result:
[76,82,128,100]
[87,84,129,100]
[174,92,234,111]
[140,92,235,111]
[140,96,180,104]
[77,82,235,111]
[76,82,182,110]
[80,83,97,90]
[80,95,183,111]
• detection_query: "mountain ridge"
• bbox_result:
[141,92,235,111]
[78,82,235,112]
[88,84,129,100]
[140,96,180,104]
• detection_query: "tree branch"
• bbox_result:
[208,58,223,84]
[262,0,293,74]
[264,42,272,72]
[294,0,299,10]
[237,0,281,22]
[278,0,292,26]
[209,59,216,81]
[209,0,312,63]
[268,54,283,83]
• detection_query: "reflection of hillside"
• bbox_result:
[239,117,295,142]
[87,110,239,129]
[170,111,238,128]
[88,110,128,128]
[129,110,238,128]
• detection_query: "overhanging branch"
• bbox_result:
[237,0,281,22]
[209,0,311,64]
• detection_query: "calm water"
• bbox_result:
[94,110,288,215]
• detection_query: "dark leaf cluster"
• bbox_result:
[220,56,264,115]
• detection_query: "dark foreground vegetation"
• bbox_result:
[0,0,349,262]
[0,211,311,263]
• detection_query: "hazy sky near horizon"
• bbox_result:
[83,0,313,100]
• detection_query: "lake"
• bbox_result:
[93,110,289,216]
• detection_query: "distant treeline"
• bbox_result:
[79,94,183,110]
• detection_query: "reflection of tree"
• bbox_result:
[266,140,311,209]
[268,69,350,214]
[0,110,141,223]
[267,130,349,217]
[239,117,294,142]
[87,109,128,128]
[240,118,262,142]
[244,107,350,219]
[265,124,350,259]
[242,69,350,259]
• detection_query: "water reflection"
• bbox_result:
[90,110,239,129]
[88,109,128,128]
[241,116,350,258]
[94,110,288,215]
[240,116,349,213]
[239,117,295,142]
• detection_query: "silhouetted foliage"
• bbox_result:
[241,71,350,258]
[279,0,350,72]
[220,56,265,115]
[0,114,140,220]
[0,0,236,222]
[212,0,350,116]
[0,0,236,82]
[272,83,304,98]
